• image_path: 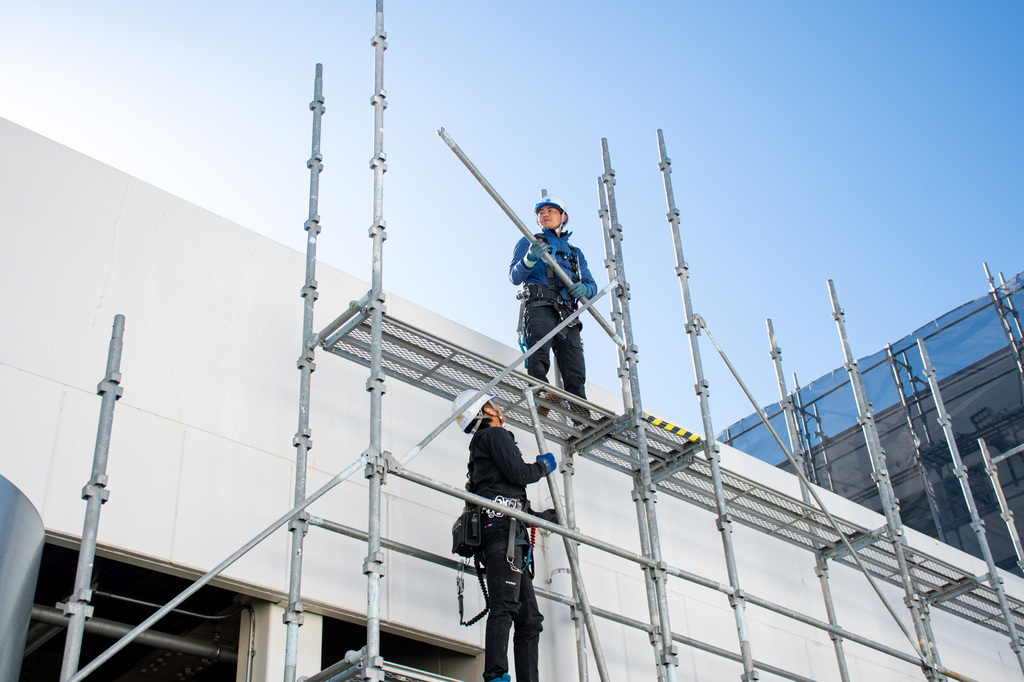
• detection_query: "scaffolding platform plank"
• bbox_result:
[324,312,1024,639]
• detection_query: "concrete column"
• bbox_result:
[237,601,322,682]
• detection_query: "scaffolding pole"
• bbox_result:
[791,372,826,488]
[766,319,851,682]
[363,3,389,680]
[283,62,325,682]
[828,280,945,681]
[523,390,611,682]
[979,439,1024,573]
[985,262,1024,399]
[655,129,754,680]
[59,314,125,681]
[918,338,1024,676]
[883,344,947,542]
[436,127,624,348]
[604,137,680,682]
[596,174,667,681]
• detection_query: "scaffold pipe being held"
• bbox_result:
[436,127,624,348]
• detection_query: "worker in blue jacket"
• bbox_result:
[509,196,597,412]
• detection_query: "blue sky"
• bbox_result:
[2,1,1021,433]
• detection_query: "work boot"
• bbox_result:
[567,400,591,431]
[535,391,562,418]
[485,675,511,682]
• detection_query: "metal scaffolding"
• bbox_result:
[59,4,1024,681]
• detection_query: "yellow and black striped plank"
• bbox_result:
[642,414,702,443]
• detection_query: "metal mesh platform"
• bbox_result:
[324,313,1024,638]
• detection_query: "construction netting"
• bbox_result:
[719,271,1024,574]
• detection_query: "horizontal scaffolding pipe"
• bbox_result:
[310,500,948,680]
[300,648,364,682]
[67,455,369,682]
[436,127,623,348]
[399,277,616,467]
[311,291,373,349]
[33,605,238,664]
[992,442,1024,466]
[698,316,980,682]
[536,588,817,682]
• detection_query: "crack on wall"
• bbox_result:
[93,178,133,325]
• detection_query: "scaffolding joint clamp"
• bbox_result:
[715,513,734,532]
[659,645,679,667]
[364,372,387,394]
[306,158,324,172]
[82,478,110,502]
[283,605,305,625]
[371,31,388,47]
[363,551,386,577]
[289,513,310,534]
[61,599,95,619]
[304,217,321,232]
[96,378,124,398]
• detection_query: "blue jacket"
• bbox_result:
[509,228,597,304]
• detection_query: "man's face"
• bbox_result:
[536,205,564,231]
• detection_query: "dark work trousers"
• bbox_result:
[481,539,543,682]
[524,302,586,399]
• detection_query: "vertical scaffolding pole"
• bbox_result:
[60,314,125,681]
[827,280,945,681]
[884,344,946,542]
[918,338,1024,675]
[791,373,826,489]
[657,130,755,681]
[984,263,1024,399]
[363,2,389,680]
[596,177,667,681]
[979,439,1024,573]
[766,319,851,682]
[602,138,679,682]
[523,390,610,682]
[283,63,325,682]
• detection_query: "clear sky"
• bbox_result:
[2,1,1021,434]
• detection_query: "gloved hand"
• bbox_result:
[536,452,557,475]
[568,281,591,299]
[539,508,559,524]
[523,239,551,267]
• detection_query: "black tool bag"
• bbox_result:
[451,504,482,558]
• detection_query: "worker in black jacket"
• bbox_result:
[452,389,557,682]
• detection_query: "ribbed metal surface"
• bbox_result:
[325,313,1024,638]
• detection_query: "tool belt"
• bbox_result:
[518,283,578,320]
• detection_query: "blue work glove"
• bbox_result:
[536,452,557,475]
[523,239,551,268]
[568,281,591,299]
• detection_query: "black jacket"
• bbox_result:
[468,424,547,502]
[467,423,546,552]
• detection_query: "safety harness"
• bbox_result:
[516,234,584,351]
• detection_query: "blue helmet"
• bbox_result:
[534,195,568,225]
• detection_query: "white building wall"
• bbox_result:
[1,115,1021,681]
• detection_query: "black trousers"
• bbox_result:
[481,542,543,682]
[524,302,586,399]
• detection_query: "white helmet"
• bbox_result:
[534,195,568,225]
[452,389,496,433]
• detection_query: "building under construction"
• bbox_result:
[2,7,1024,682]
[721,269,1024,584]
